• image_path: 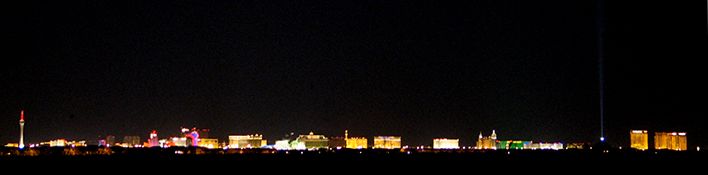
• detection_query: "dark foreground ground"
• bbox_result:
[1,146,704,162]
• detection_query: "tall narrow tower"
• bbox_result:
[491,130,497,140]
[19,110,25,149]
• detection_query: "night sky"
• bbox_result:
[1,1,706,147]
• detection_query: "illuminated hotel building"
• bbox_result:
[5,143,19,148]
[180,128,201,147]
[433,138,460,149]
[654,132,687,151]
[630,130,648,150]
[373,136,401,149]
[346,138,367,149]
[198,138,219,149]
[497,140,529,150]
[476,130,497,149]
[106,135,116,146]
[67,140,87,147]
[228,134,267,148]
[171,137,188,147]
[123,136,141,147]
[296,132,329,149]
[148,130,160,147]
[344,130,367,149]
[525,142,564,150]
[45,139,67,147]
[275,140,293,150]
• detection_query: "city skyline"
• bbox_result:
[3,109,692,150]
[2,0,706,148]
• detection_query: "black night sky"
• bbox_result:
[1,1,706,147]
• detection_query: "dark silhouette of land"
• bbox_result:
[1,146,703,161]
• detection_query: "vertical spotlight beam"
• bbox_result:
[596,0,606,141]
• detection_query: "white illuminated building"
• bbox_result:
[525,142,564,150]
[228,134,267,148]
[433,138,460,149]
[172,137,188,147]
[274,140,291,150]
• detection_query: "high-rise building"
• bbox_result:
[296,132,329,149]
[373,136,401,149]
[228,134,267,148]
[655,132,687,151]
[148,130,159,147]
[123,136,141,147]
[344,130,367,149]
[106,135,116,146]
[476,130,497,149]
[18,110,25,149]
[630,130,649,150]
[180,128,201,147]
[433,138,459,149]
[346,137,367,149]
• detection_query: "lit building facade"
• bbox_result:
[123,136,141,147]
[630,130,648,150]
[476,130,497,149]
[67,140,87,147]
[48,139,67,147]
[433,138,459,149]
[228,134,267,148]
[655,132,687,151]
[346,137,367,149]
[496,140,529,150]
[296,132,329,149]
[274,140,292,150]
[5,143,19,148]
[198,138,219,149]
[148,130,159,147]
[373,136,401,149]
[525,142,564,150]
[344,130,367,149]
[171,137,188,147]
